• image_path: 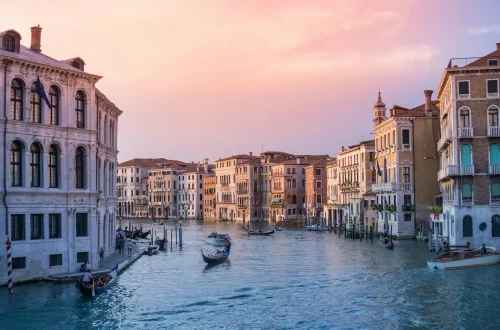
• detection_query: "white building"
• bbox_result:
[0,26,121,283]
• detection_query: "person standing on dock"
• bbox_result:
[118,236,125,253]
[127,241,133,257]
[99,247,104,266]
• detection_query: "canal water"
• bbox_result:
[1,219,498,329]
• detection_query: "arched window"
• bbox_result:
[292,194,297,204]
[492,215,500,237]
[292,178,297,188]
[30,143,41,187]
[75,91,85,128]
[109,119,113,146]
[489,106,499,127]
[490,144,500,165]
[75,147,85,188]
[49,145,59,188]
[10,141,22,186]
[463,215,473,237]
[459,107,470,127]
[30,82,41,123]
[49,86,60,125]
[5,35,15,51]
[491,183,500,203]
[461,144,472,165]
[11,79,23,120]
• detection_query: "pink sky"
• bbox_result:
[3,0,500,163]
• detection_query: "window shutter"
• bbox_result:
[492,183,500,197]
[463,184,472,198]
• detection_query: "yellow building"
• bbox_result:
[372,91,440,238]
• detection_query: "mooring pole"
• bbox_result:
[6,238,13,294]
[179,221,183,248]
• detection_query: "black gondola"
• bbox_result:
[242,225,274,236]
[77,264,118,296]
[201,242,231,264]
[136,229,151,239]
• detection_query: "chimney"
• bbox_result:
[424,90,433,116]
[30,25,42,53]
[249,152,253,157]
[297,158,301,165]
[203,158,208,173]
[341,146,345,152]
[389,109,393,117]
[497,43,500,51]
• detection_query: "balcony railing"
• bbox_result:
[439,164,475,180]
[372,183,397,192]
[487,92,499,98]
[437,127,452,151]
[488,126,500,137]
[458,93,470,99]
[400,183,412,190]
[489,164,500,174]
[458,127,473,138]
[339,182,360,191]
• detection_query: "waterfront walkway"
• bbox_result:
[49,240,146,282]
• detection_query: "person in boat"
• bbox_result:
[82,269,93,285]
[482,244,488,254]
[80,261,89,272]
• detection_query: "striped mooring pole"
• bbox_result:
[6,238,13,294]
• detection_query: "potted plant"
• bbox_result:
[427,205,443,219]
[385,204,397,214]
[402,204,414,212]
[372,204,383,212]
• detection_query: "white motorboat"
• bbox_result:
[211,233,230,246]
[427,247,500,270]
[305,225,328,231]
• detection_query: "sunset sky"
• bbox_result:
[3,0,500,163]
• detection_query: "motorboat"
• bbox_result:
[427,247,500,270]
[144,245,160,255]
[305,225,328,231]
[211,233,231,246]
[272,226,282,231]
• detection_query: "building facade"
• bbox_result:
[324,159,342,227]
[437,43,500,249]
[203,173,216,220]
[0,26,121,283]
[305,160,328,223]
[372,91,440,238]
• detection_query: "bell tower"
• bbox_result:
[373,90,387,126]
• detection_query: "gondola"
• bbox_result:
[379,237,394,249]
[136,229,151,239]
[201,242,231,264]
[242,225,274,236]
[77,264,118,296]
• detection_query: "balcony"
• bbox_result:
[372,183,397,192]
[339,182,360,192]
[400,183,412,190]
[438,164,475,181]
[458,127,473,138]
[488,126,500,137]
[489,164,500,174]
[437,128,452,152]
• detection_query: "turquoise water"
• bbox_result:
[0,220,498,329]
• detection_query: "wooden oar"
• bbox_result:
[92,278,95,296]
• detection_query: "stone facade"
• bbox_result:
[437,43,500,249]
[0,26,121,283]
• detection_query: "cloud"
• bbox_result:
[466,25,500,34]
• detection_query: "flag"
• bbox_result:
[35,76,51,108]
[376,161,382,176]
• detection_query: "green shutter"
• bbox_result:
[492,183,500,197]
[463,184,472,197]
[491,144,500,164]
[461,144,472,165]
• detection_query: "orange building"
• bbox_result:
[203,173,216,220]
[305,160,328,224]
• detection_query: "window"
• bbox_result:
[10,79,23,120]
[487,79,499,97]
[76,213,88,237]
[12,257,26,270]
[77,252,89,263]
[10,141,22,187]
[75,91,85,128]
[492,215,500,237]
[404,195,411,205]
[49,145,59,188]
[488,59,499,66]
[462,184,472,204]
[30,214,44,240]
[11,215,25,241]
[291,195,297,204]
[403,167,410,183]
[49,254,63,267]
[49,214,61,239]
[75,147,85,188]
[316,181,322,189]
[302,180,305,187]
[461,144,472,165]
[30,82,42,123]
[463,215,473,237]
[316,195,322,204]
[315,169,321,176]
[30,143,41,187]
[489,106,499,128]
[402,129,410,145]
[49,86,59,125]
[492,183,500,203]
[5,35,15,52]
[287,168,291,174]
[458,81,470,98]
[404,214,412,222]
